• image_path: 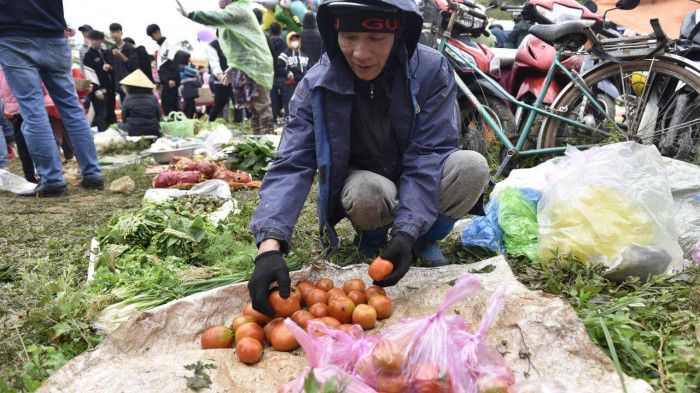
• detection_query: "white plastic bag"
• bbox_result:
[93,128,127,151]
[0,170,36,194]
[142,179,237,224]
[537,143,684,279]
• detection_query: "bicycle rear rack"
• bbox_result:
[585,19,667,60]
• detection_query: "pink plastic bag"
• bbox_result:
[278,319,378,393]
[357,273,512,393]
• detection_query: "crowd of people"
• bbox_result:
[0,0,324,197]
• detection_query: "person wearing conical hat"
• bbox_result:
[117,69,162,137]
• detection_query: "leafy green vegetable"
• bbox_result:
[225,138,276,178]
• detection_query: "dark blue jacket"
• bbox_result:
[0,0,66,38]
[250,0,458,251]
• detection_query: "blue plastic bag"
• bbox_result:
[461,197,505,254]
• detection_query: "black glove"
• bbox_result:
[374,232,414,287]
[248,250,291,317]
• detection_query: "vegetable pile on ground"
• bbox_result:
[152,153,258,190]
[87,201,301,331]
[225,138,277,179]
[171,194,227,215]
[200,276,394,366]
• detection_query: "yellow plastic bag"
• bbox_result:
[537,143,684,279]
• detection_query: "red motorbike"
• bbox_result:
[499,0,603,137]
[420,0,516,154]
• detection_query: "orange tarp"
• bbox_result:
[595,0,699,38]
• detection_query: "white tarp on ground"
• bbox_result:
[39,257,652,393]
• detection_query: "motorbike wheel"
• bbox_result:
[541,60,700,163]
[458,95,516,163]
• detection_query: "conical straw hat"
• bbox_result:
[120,69,155,89]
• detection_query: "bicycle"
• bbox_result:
[437,0,700,177]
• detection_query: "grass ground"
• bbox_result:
[0,148,698,392]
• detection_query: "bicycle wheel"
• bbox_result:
[540,60,700,162]
[459,94,516,161]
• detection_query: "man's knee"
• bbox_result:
[439,150,490,217]
[342,171,397,230]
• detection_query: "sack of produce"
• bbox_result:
[537,142,684,279]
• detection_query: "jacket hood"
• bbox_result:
[286,31,302,50]
[316,0,423,60]
[302,12,317,29]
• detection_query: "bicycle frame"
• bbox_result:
[440,40,619,155]
[436,2,620,175]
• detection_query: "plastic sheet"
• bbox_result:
[537,143,684,279]
[497,187,540,261]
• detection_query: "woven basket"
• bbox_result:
[159,112,196,138]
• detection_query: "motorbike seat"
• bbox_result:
[528,21,590,50]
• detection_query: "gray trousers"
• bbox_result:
[341,150,490,231]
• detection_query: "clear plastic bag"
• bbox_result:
[537,143,684,278]
[0,170,36,194]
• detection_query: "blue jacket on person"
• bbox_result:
[250,0,459,252]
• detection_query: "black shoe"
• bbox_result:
[19,183,67,198]
[80,177,104,190]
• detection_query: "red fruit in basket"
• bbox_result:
[337,324,355,334]
[372,341,404,371]
[152,169,179,188]
[369,257,393,281]
[195,160,216,177]
[231,315,256,332]
[306,289,329,307]
[175,158,198,172]
[211,166,230,180]
[308,302,329,318]
[413,365,453,393]
[264,318,284,344]
[236,337,263,364]
[234,170,252,183]
[235,322,265,344]
[243,303,272,325]
[343,279,366,294]
[290,285,303,304]
[326,288,346,302]
[271,323,300,351]
[328,297,355,324]
[200,325,234,349]
[316,278,334,291]
[177,170,203,184]
[376,373,409,393]
[476,375,512,393]
[296,281,317,304]
[347,290,368,305]
[170,156,185,164]
[269,290,301,318]
[365,286,386,299]
[321,316,342,328]
[291,310,314,329]
[352,304,377,330]
[368,295,392,319]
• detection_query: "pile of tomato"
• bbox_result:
[199,276,393,365]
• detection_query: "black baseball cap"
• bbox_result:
[78,24,93,32]
[146,24,160,36]
[109,23,123,31]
